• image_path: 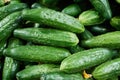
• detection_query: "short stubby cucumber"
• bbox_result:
[22,8,84,33]
[3,46,71,63]
[81,31,120,49]
[14,28,79,47]
[41,72,84,80]
[16,64,60,80]
[92,58,120,80]
[60,48,114,73]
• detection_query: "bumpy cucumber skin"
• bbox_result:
[60,48,113,73]
[0,11,22,41]
[0,3,27,20]
[82,31,120,49]
[0,39,7,56]
[79,9,105,26]
[16,64,60,80]
[41,72,84,80]
[62,4,81,17]
[90,0,112,20]
[110,16,120,30]
[22,8,84,33]
[92,58,120,80]
[2,38,22,80]
[14,28,79,47]
[3,46,71,63]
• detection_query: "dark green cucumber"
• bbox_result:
[60,48,114,73]
[81,31,120,49]
[2,38,22,80]
[89,25,109,35]
[80,29,93,40]
[69,45,84,54]
[90,0,112,19]
[3,46,71,63]
[41,72,84,80]
[14,28,79,47]
[0,2,27,20]
[16,64,60,80]
[39,0,60,7]
[79,9,105,26]
[22,8,84,33]
[110,16,120,30]
[0,39,7,56]
[92,58,120,80]
[0,11,22,41]
[62,4,81,17]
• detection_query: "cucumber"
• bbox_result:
[0,2,27,20]
[92,58,120,80]
[81,31,120,49]
[3,46,71,63]
[0,11,22,42]
[69,45,84,54]
[16,64,60,80]
[89,25,109,35]
[80,29,93,40]
[60,48,114,73]
[110,16,120,30]
[14,28,79,47]
[41,72,84,80]
[22,8,84,33]
[62,4,81,17]
[2,38,22,80]
[31,3,44,9]
[79,9,105,26]
[116,0,120,4]
[90,0,112,20]
[0,39,7,56]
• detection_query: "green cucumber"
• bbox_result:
[31,3,44,9]
[62,4,81,17]
[89,25,109,35]
[60,48,114,73]
[116,0,120,4]
[16,64,60,80]
[2,38,22,80]
[79,9,105,26]
[92,58,120,80]
[90,0,112,19]
[0,2,27,20]
[3,46,71,63]
[81,31,120,49]
[80,29,93,40]
[41,72,84,80]
[14,28,79,47]
[110,16,120,30]
[0,11,22,41]
[0,39,7,56]
[22,8,84,33]
[69,45,84,54]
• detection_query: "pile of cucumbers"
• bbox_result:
[1,0,120,80]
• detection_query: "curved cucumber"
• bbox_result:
[22,8,84,33]
[14,28,79,47]
[81,31,120,49]
[92,58,120,80]
[0,11,22,41]
[16,64,60,80]
[2,38,22,80]
[3,46,71,63]
[0,2,27,20]
[60,48,114,73]
[41,72,84,80]
[90,0,112,19]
